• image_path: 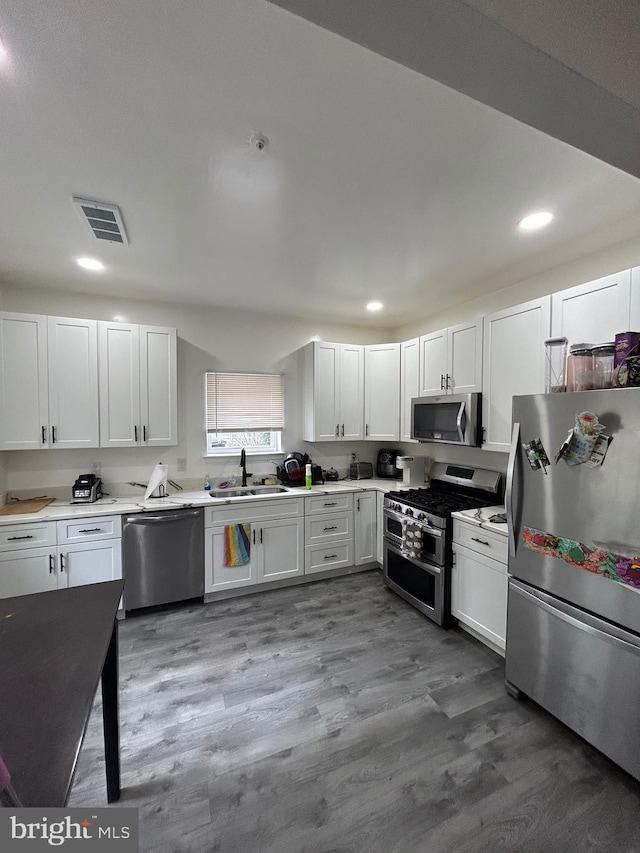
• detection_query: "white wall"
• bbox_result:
[0,284,393,495]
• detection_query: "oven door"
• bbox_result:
[383,541,445,626]
[383,508,445,566]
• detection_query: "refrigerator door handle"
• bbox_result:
[506,421,520,557]
[510,579,640,654]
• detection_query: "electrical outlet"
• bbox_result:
[91,461,101,475]
[177,457,187,472]
[351,452,356,462]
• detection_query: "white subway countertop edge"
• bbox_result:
[451,506,508,537]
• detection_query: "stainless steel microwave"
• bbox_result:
[411,392,481,446]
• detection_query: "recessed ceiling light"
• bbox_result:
[366,301,383,312]
[76,257,105,272]
[518,211,554,231]
[0,36,8,63]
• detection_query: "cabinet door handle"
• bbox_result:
[79,528,102,534]
[471,537,490,546]
[323,526,337,531]
[324,554,337,560]
[134,425,138,442]
[7,535,34,541]
[51,425,56,444]
[336,424,339,438]
[252,529,256,545]
[260,528,263,544]
[357,498,360,512]
[365,423,369,437]
[60,553,65,572]
[446,373,451,390]
[341,424,344,437]
[143,425,147,442]
[42,425,46,444]
[49,554,55,574]
[440,374,445,390]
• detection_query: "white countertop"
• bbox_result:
[451,506,508,537]
[0,478,411,526]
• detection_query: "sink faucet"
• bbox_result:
[240,449,252,487]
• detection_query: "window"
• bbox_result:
[205,372,284,456]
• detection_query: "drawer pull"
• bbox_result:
[78,528,103,534]
[7,535,34,541]
[471,537,490,546]
[323,502,337,507]
[323,526,337,531]
[324,554,337,560]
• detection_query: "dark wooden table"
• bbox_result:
[0,580,124,806]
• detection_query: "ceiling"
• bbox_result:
[0,0,639,328]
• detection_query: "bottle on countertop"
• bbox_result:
[305,463,312,490]
[204,474,211,492]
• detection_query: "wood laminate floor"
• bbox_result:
[69,570,640,852]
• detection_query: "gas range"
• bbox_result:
[382,463,502,626]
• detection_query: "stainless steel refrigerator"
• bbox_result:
[505,388,640,781]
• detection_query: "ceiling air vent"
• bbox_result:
[72,197,129,245]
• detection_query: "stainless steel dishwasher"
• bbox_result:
[123,508,204,610]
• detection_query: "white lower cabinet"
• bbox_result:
[0,516,122,600]
[205,499,304,593]
[451,519,508,653]
[354,490,376,565]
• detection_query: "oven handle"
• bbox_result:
[384,540,442,574]
[383,507,443,537]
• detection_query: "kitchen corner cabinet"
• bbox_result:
[0,312,99,450]
[98,322,177,448]
[551,269,632,343]
[482,297,550,452]
[451,519,508,653]
[303,341,364,441]
[354,490,376,565]
[419,319,482,397]
[400,338,419,443]
[364,343,400,440]
[205,498,304,592]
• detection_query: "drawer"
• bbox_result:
[453,520,508,564]
[305,540,354,575]
[305,493,354,515]
[305,511,352,545]
[57,515,122,545]
[0,522,56,552]
[206,497,304,527]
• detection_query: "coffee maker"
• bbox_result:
[396,455,424,486]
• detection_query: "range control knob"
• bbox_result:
[405,508,413,517]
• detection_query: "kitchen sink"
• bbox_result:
[208,485,289,499]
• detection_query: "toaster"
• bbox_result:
[349,461,373,480]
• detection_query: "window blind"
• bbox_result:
[205,372,284,432]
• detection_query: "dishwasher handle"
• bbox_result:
[123,509,203,524]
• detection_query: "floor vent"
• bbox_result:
[73,197,129,244]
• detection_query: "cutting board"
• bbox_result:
[0,498,55,516]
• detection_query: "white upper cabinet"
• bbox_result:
[99,322,177,448]
[482,297,551,452]
[0,313,49,450]
[139,325,178,447]
[551,269,632,343]
[630,267,640,329]
[364,343,400,441]
[419,319,482,396]
[0,312,99,450]
[303,341,364,441]
[47,316,99,449]
[400,337,420,442]
[419,329,448,395]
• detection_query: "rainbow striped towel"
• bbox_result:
[224,523,251,567]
